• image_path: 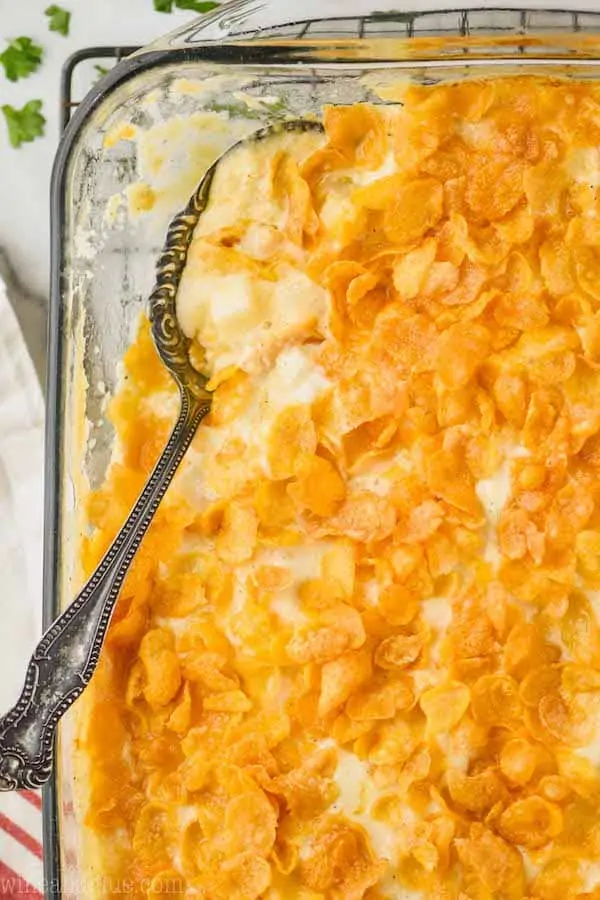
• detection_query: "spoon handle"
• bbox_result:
[0,391,209,791]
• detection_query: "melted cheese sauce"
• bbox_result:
[476,462,512,526]
[331,751,401,864]
[177,128,329,374]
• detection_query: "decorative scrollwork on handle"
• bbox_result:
[0,391,210,791]
[148,118,324,398]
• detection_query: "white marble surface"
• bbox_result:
[2,0,600,376]
[0,0,192,299]
[0,0,198,380]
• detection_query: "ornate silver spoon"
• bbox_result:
[0,118,324,791]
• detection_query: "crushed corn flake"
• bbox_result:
[81,77,600,900]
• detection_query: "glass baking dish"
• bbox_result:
[44,3,600,897]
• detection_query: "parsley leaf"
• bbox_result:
[175,0,219,11]
[205,99,262,119]
[154,0,219,12]
[45,5,71,37]
[205,95,290,121]
[0,37,43,82]
[2,100,46,148]
[94,64,110,81]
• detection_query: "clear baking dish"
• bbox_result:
[45,3,600,897]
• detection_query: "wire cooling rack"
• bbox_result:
[60,45,140,131]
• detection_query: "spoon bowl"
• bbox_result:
[0,118,324,791]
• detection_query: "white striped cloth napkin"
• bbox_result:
[0,269,45,898]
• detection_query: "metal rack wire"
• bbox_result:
[60,45,140,131]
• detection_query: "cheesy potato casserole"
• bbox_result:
[78,77,600,900]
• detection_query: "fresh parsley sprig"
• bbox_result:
[45,5,71,37]
[154,0,219,13]
[1,6,72,150]
[0,37,43,82]
[2,100,46,148]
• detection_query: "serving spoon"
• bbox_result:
[0,119,324,792]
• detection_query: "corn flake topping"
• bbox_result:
[80,77,600,900]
